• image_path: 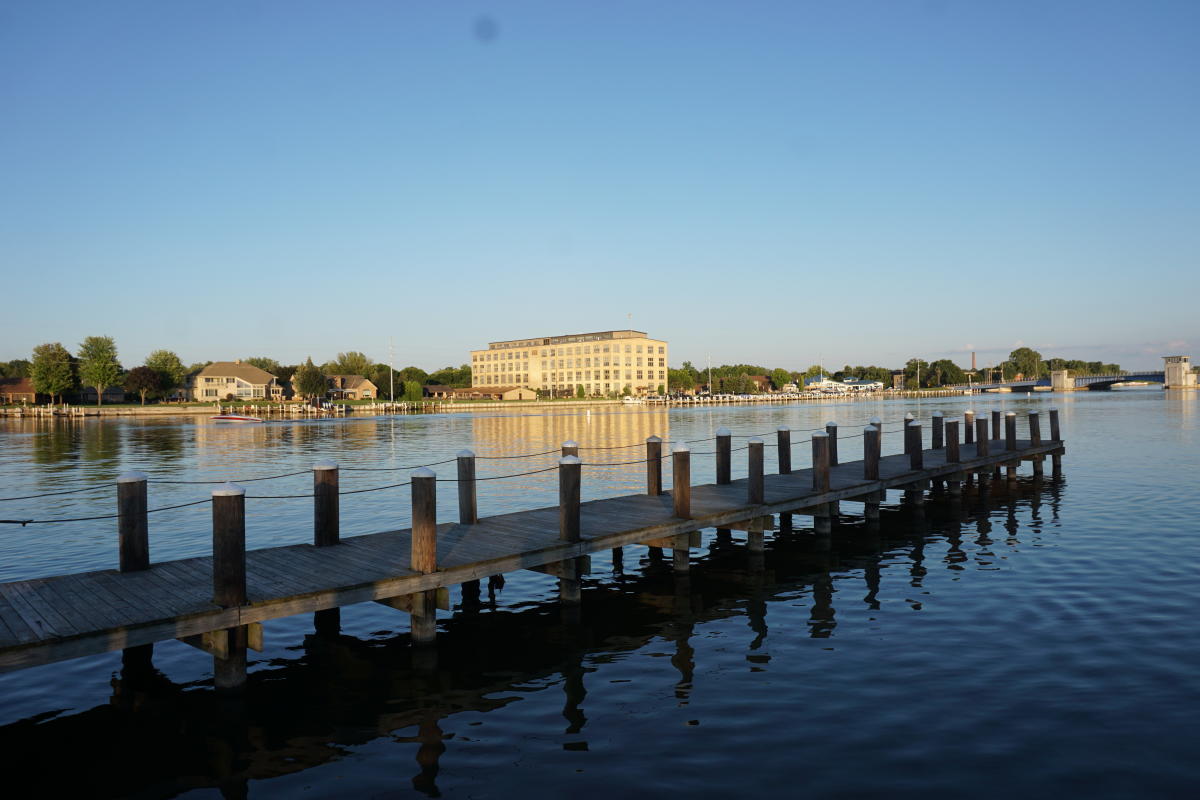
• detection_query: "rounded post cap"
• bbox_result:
[907,420,921,427]
[905,411,915,418]
[869,416,882,425]
[412,466,436,479]
[559,454,581,466]
[932,410,944,417]
[716,426,731,437]
[562,440,579,449]
[646,435,662,443]
[212,482,245,497]
[864,425,878,433]
[777,425,790,432]
[825,421,838,428]
[117,471,148,484]
[456,449,476,458]
[1048,406,1058,411]
[313,460,338,471]
[1006,411,1016,417]
[812,431,829,439]
[748,436,763,445]
[672,442,691,453]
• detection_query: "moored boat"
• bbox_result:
[212,414,264,423]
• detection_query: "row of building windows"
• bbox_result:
[477,357,665,372]
[475,344,665,362]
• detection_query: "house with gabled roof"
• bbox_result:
[189,361,282,401]
[327,375,377,400]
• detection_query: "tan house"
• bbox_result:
[190,361,282,401]
[453,385,537,401]
[327,374,377,400]
[0,377,40,404]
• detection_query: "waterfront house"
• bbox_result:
[327,375,377,400]
[0,377,41,404]
[190,361,282,401]
[78,385,128,403]
[422,385,456,399]
[453,385,537,401]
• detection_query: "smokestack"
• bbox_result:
[971,352,976,371]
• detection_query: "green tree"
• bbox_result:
[243,356,282,376]
[324,351,371,376]
[428,364,472,387]
[145,350,187,398]
[124,366,162,405]
[668,368,695,391]
[30,342,75,403]
[402,380,424,402]
[1006,347,1044,380]
[770,368,792,390]
[367,363,395,399]
[925,359,965,387]
[77,335,122,405]
[0,359,31,378]
[398,366,429,384]
[294,357,328,401]
[576,384,585,398]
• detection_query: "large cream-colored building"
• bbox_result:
[471,329,669,397]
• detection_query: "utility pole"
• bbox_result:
[707,353,712,394]
[389,338,395,402]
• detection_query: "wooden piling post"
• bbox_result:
[777,426,792,475]
[212,483,246,608]
[932,411,944,449]
[1005,412,1017,452]
[561,440,579,458]
[559,455,581,542]
[410,467,438,644]
[1049,407,1061,441]
[965,409,975,444]
[811,433,830,492]
[645,436,662,495]
[672,443,692,519]
[991,410,1002,440]
[869,417,883,455]
[411,468,437,574]
[1029,412,1044,477]
[825,422,839,466]
[864,426,880,480]
[117,471,149,572]
[976,419,990,456]
[457,450,477,524]
[946,419,960,463]
[908,422,923,469]
[313,461,339,547]
[903,413,915,453]
[863,425,881,521]
[946,419,962,496]
[715,427,731,485]
[748,437,764,504]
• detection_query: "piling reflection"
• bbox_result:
[0,476,1066,798]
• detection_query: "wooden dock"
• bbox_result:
[0,410,1065,684]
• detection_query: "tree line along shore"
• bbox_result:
[1,338,1124,407]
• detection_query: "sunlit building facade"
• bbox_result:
[470,329,669,397]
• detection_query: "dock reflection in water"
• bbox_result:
[0,477,1060,798]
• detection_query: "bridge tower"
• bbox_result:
[1163,356,1197,389]
[1051,369,1074,392]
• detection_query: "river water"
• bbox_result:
[0,390,1196,798]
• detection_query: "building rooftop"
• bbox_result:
[485,329,654,349]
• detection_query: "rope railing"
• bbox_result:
[0,412,1041,521]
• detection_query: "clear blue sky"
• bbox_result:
[2,0,1197,372]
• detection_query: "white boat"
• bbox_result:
[212,414,264,423]
[622,396,645,405]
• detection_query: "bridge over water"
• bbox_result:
[947,355,1196,392]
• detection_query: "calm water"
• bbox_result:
[0,391,1197,798]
